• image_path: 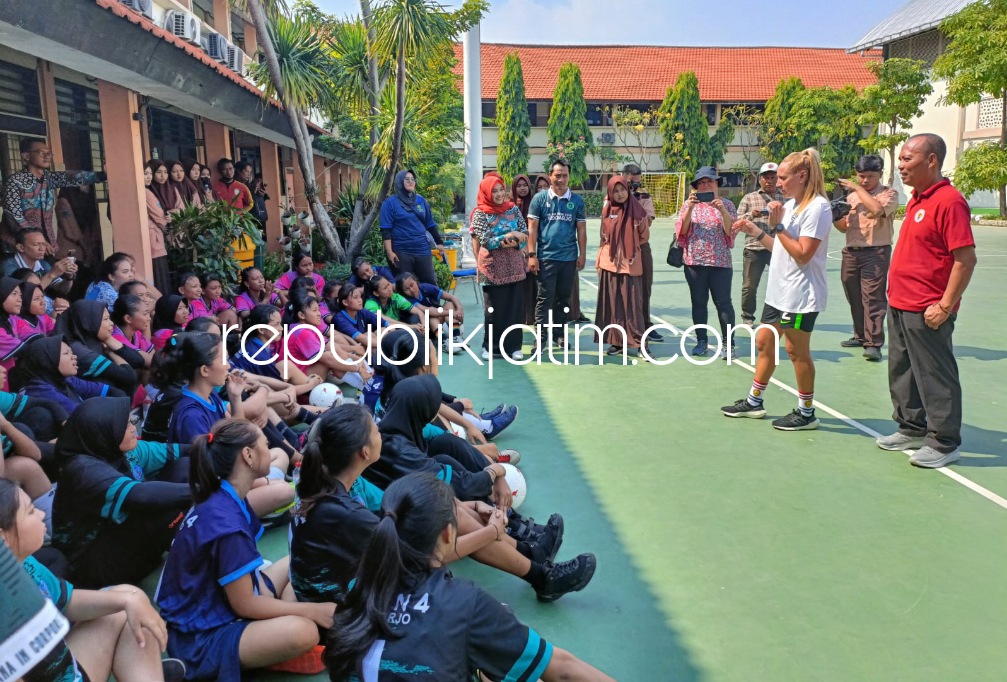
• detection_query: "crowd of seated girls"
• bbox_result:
[1,239,617,682]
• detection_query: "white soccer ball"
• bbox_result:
[500,463,527,510]
[309,383,343,408]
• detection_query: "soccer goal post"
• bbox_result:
[640,172,688,218]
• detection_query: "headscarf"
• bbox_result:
[377,374,441,453]
[510,174,532,221]
[154,294,185,332]
[18,281,40,326]
[0,276,21,333]
[146,160,176,213]
[534,175,551,194]
[55,300,107,354]
[600,176,647,270]
[55,396,131,464]
[394,170,418,213]
[10,335,70,394]
[476,176,515,216]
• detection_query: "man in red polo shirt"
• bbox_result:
[876,134,977,468]
[211,157,253,211]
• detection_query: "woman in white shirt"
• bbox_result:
[721,148,831,431]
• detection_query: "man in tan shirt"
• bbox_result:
[833,154,898,361]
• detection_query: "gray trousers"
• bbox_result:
[888,307,962,453]
[740,249,772,324]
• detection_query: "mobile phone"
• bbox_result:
[696,191,715,203]
[755,208,770,216]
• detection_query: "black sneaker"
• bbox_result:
[721,398,766,419]
[480,403,506,420]
[647,330,665,343]
[863,346,882,362]
[606,345,623,356]
[523,514,564,564]
[162,658,187,682]
[691,340,708,356]
[535,553,597,603]
[772,409,820,431]
[840,337,864,348]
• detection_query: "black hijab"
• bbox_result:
[377,374,441,453]
[0,276,21,333]
[18,281,40,326]
[55,396,131,464]
[10,335,70,394]
[55,300,107,354]
[393,169,418,213]
[153,295,185,332]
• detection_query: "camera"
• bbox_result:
[830,199,852,222]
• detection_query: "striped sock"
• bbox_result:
[798,392,815,417]
[747,380,768,407]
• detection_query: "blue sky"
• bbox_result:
[311,0,904,48]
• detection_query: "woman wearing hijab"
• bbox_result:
[511,174,539,326]
[144,160,174,295]
[51,396,191,588]
[17,280,55,335]
[379,169,444,286]
[595,176,650,356]
[472,176,529,360]
[55,299,142,398]
[0,276,41,385]
[152,293,190,351]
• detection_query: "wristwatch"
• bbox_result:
[527,252,537,257]
[769,223,785,235]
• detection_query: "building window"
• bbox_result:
[482,100,497,124]
[527,102,537,125]
[887,29,945,66]
[704,104,718,126]
[586,103,605,126]
[148,108,197,162]
[55,80,107,201]
[0,61,42,119]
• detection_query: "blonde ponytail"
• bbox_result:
[783,148,827,214]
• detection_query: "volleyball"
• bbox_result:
[309,383,343,408]
[501,463,527,510]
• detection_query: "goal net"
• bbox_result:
[639,172,688,218]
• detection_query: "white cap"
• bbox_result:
[759,162,779,175]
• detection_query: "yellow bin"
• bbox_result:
[438,247,459,271]
[233,236,256,269]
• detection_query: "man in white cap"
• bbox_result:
[735,163,784,326]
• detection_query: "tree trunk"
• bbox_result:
[246,0,345,261]
[1000,93,1007,218]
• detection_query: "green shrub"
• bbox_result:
[434,258,454,291]
[319,261,353,283]
[261,251,288,282]
[582,190,604,217]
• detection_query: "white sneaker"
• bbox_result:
[875,432,925,451]
[909,446,960,468]
[481,348,490,360]
[511,350,525,360]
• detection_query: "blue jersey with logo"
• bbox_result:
[527,189,586,262]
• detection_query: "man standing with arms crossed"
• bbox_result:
[876,134,976,468]
[527,159,587,349]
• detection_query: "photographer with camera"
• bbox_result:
[736,163,784,327]
[723,148,831,431]
[833,154,898,362]
[674,166,737,358]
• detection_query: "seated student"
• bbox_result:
[0,403,54,508]
[283,290,372,390]
[156,419,337,682]
[84,252,135,312]
[0,479,187,682]
[331,282,388,355]
[286,275,334,329]
[112,294,155,368]
[319,279,340,325]
[396,271,465,346]
[231,304,325,399]
[17,280,55,336]
[364,274,425,335]
[177,271,211,320]
[0,276,41,383]
[290,406,593,608]
[118,279,154,315]
[152,294,190,351]
[201,272,239,327]
[0,364,67,444]
[347,256,394,288]
[12,267,67,317]
[235,266,280,322]
[11,335,126,417]
[51,396,191,588]
[275,248,324,306]
[324,473,612,681]
[55,299,143,400]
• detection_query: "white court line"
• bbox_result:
[578,275,1007,512]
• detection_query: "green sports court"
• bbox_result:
[235,218,1007,681]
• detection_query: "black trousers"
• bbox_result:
[741,249,772,324]
[684,265,735,342]
[535,260,576,328]
[482,280,526,356]
[888,308,962,453]
[394,252,438,286]
[841,245,891,348]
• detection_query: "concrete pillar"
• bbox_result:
[97,81,153,283]
[36,61,64,168]
[259,140,283,252]
[202,119,232,178]
[211,0,231,39]
[243,20,257,56]
[463,24,482,220]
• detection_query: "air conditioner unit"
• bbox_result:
[165,10,201,45]
[599,132,616,144]
[226,45,248,75]
[203,33,230,63]
[120,0,153,20]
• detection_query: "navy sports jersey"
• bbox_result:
[21,556,86,682]
[143,385,182,442]
[289,480,379,604]
[403,283,443,308]
[156,480,265,633]
[168,387,227,445]
[348,568,552,681]
[229,336,282,380]
[333,309,387,341]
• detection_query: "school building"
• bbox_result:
[453,43,881,190]
[0,0,357,282]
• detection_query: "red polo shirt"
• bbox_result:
[211,179,254,210]
[888,178,974,313]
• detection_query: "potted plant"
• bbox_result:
[164,201,263,291]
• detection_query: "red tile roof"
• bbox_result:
[93,0,330,136]
[452,44,881,102]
